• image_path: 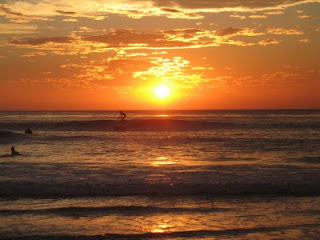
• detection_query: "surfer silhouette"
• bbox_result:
[11,146,21,156]
[118,111,127,121]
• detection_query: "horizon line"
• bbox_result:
[1,108,320,112]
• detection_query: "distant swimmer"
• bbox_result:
[118,111,127,121]
[25,127,33,134]
[11,146,21,156]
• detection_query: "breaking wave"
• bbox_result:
[1,224,320,240]
[1,119,319,131]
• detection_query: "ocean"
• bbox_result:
[0,110,320,239]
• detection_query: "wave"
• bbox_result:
[1,224,319,239]
[291,156,320,164]
[0,206,230,217]
[0,131,25,138]
[1,179,320,198]
[0,131,27,144]
[1,119,319,132]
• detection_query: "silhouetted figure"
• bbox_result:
[11,146,20,156]
[25,127,33,134]
[118,111,127,121]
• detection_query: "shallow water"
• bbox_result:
[1,196,320,239]
[0,110,319,239]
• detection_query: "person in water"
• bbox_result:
[11,146,20,156]
[25,127,33,134]
[118,111,127,121]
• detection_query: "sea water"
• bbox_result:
[0,110,319,239]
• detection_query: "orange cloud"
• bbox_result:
[1,0,319,23]
[249,15,267,19]
[0,23,38,34]
[7,28,257,54]
[258,39,281,46]
[0,5,52,23]
[267,28,304,35]
[297,15,311,18]
[5,25,308,58]
[229,14,246,20]
[133,56,215,90]
[151,0,320,12]
[55,9,105,20]
[299,38,310,43]
[266,11,284,15]
[9,36,72,45]
[216,27,244,36]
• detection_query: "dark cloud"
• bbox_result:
[1,6,24,17]
[161,7,181,13]
[163,28,204,35]
[7,27,287,52]
[82,29,192,48]
[160,7,202,18]
[216,27,243,36]
[0,5,51,22]
[56,10,77,15]
[83,29,162,44]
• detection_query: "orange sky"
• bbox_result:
[0,0,319,110]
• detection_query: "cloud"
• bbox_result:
[299,38,310,43]
[258,39,281,46]
[267,28,304,35]
[212,66,320,89]
[52,53,218,92]
[56,10,77,16]
[8,27,304,55]
[133,56,216,90]
[21,51,47,57]
[266,11,284,15]
[249,15,267,19]
[215,27,264,37]
[1,0,319,22]
[150,0,320,11]
[62,18,78,22]
[8,36,72,45]
[56,9,105,20]
[160,7,203,19]
[56,54,156,90]
[0,23,38,34]
[216,27,243,36]
[229,14,246,20]
[297,15,310,18]
[81,28,254,49]
[0,2,104,22]
[0,5,51,23]
[259,67,320,87]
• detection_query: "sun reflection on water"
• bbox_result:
[151,156,176,167]
[150,220,173,233]
[155,114,169,118]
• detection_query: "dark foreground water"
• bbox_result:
[0,110,319,239]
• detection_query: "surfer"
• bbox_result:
[118,111,127,121]
[11,146,21,156]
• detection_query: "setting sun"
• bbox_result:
[154,85,170,99]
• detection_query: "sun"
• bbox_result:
[154,85,170,99]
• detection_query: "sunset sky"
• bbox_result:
[1,0,319,110]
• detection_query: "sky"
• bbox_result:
[0,0,319,110]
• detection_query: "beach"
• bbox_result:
[0,110,320,239]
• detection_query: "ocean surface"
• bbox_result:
[0,110,320,239]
